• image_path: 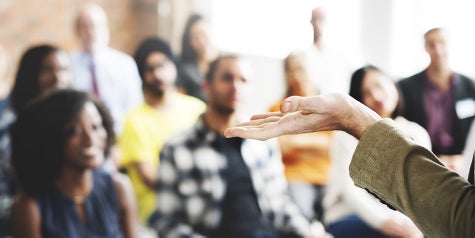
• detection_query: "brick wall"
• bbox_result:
[0,0,161,95]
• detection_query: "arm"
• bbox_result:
[330,132,421,237]
[350,119,475,237]
[113,173,138,238]
[154,144,204,237]
[133,162,157,189]
[119,115,158,190]
[11,193,42,238]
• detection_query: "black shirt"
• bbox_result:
[213,136,275,238]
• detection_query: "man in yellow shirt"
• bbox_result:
[119,37,205,225]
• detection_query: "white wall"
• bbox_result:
[189,0,475,115]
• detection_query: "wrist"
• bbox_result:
[347,101,381,139]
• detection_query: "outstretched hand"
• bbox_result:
[224,93,381,140]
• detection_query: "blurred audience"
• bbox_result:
[398,28,475,174]
[118,37,205,227]
[269,53,332,222]
[176,13,218,102]
[154,55,330,237]
[324,65,427,238]
[11,44,71,114]
[10,89,137,238]
[70,3,142,134]
[300,5,359,94]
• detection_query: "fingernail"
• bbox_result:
[282,102,291,112]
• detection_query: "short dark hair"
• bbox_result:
[349,65,403,118]
[11,89,114,193]
[204,54,238,82]
[180,14,204,63]
[11,44,62,114]
[134,36,176,81]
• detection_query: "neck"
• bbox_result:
[426,63,452,90]
[204,108,237,134]
[197,53,214,73]
[314,37,323,50]
[55,167,93,205]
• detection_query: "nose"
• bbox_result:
[153,67,163,79]
[81,127,94,146]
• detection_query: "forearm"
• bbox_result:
[350,119,475,237]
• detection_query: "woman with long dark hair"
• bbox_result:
[176,14,218,101]
[324,65,428,238]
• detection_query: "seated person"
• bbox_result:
[11,44,71,114]
[270,53,332,222]
[398,28,475,174]
[154,55,330,237]
[176,14,218,101]
[118,37,205,226]
[325,65,425,238]
[10,90,137,238]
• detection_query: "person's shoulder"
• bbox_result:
[177,93,206,107]
[104,47,131,58]
[11,192,40,218]
[111,172,133,192]
[126,103,150,117]
[11,192,42,237]
[159,121,200,155]
[110,172,135,209]
[102,47,136,65]
[398,71,425,84]
[456,73,475,86]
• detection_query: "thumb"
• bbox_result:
[280,95,322,113]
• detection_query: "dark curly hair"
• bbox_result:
[11,44,63,114]
[11,89,114,193]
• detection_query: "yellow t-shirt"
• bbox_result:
[118,94,205,224]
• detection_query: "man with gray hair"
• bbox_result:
[70,3,142,134]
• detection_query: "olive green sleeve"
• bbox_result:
[350,119,475,238]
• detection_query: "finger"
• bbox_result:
[250,112,285,120]
[224,121,284,140]
[232,116,281,127]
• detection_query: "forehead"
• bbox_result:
[215,58,250,76]
[425,29,446,42]
[77,7,107,26]
[82,102,101,120]
[362,70,390,86]
[146,51,170,63]
[311,7,325,20]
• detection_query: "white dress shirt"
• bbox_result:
[70,47,143,134]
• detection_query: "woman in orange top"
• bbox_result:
[269,53,332,221]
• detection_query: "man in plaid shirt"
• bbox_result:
[153,55,329,237]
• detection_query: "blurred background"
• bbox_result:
[1,0,475,114]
